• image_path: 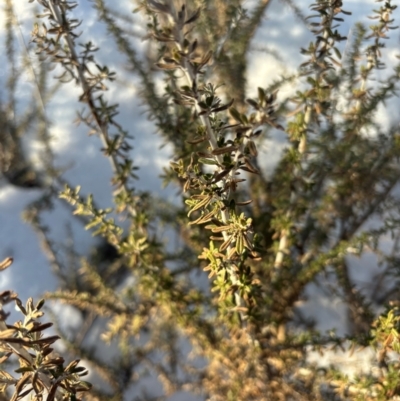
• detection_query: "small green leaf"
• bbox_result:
[198,158,217,165]
[333,46,342,59]
[229,107,242,123]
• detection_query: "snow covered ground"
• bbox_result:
[0,0,399,398]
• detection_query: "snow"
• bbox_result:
[0,0,399,398]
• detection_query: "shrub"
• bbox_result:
[1,0,400,399]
